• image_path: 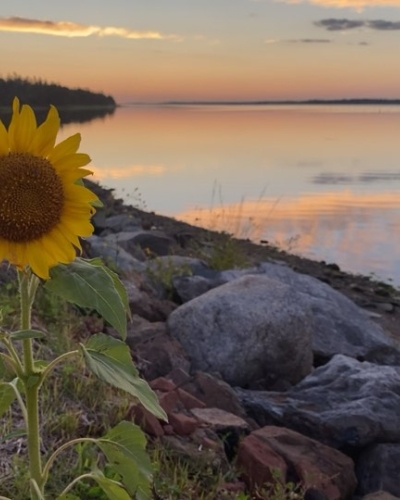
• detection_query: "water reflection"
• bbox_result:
[56,104,400,285]
[177,190,400,285]
[0,106,115,126]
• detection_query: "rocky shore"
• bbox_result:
[79,180,400,499]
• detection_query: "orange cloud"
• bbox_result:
[284,0,400,8]
[0,16,182,40]
[91,164,166,180]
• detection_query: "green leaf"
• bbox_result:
[10,329,45,341]
[46,258,128,339]
[98,422,153,500]
[0,381,15,419]
[80,334,166,421]
[89,471,132,500]
[86,258,131,320]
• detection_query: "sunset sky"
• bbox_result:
[1,0,400,103]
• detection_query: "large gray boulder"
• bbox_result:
[172,261,397,364]
[237,355,400,450]
[257,262,396,362]
[167,274,313,388]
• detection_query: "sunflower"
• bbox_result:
[0,97,98,279]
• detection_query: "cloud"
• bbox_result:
[315,17,400,30]
[285,0,400,9]
[92,164,166,180]
[289,38,332,42]
[312,170,400,184]
[0,16,182,41]
[314,18,364,30]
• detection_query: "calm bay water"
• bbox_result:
[59,104,400,286]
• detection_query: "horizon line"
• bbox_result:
[120,97,400,106]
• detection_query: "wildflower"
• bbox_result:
[0,98,98,279]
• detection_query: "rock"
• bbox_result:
[167,274,313,388]
[356,443,400,497]
[172,275,216,303]
[236,426,357,500]
[237,355,400,450]
[256,262,397,364]
[362,492,400,500]
[190,407,250,434]
[126,319,191,381]
[104,230,174,257]
[85,234,146,272]
[123,280,177,322]
[170,260,398,365]
[172,370,248,419]
[102,213,141,233]
[168,412,199,435]
[191,407,250,460]
[128,404,164,437]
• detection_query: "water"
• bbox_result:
[58,104,400,286]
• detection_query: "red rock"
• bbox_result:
[237,433,287,489]
[168,412,199,435]
[149,377,177,392]
[158,390,182,414]
[129,405,164,437]
[177,388,207,410]
[190,407,250,432]
[237,426,357,500]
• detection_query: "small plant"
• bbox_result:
[0,98,166,499]
[204,233,248,271]
[145,257,193,299]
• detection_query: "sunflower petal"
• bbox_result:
[48,133,81,164]
[14,104,37,151]
[53,153,91,171]
[29,105,60,157]
[63,184,99,205]
[60,214,94,237]
[43,228,77,262]
[8,97,21,152]
[0,120,9,155]
[27,240,58,279]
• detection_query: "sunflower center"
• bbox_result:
[0,152,65,242]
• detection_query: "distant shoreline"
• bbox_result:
[122,98,400,107]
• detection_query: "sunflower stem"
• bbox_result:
[18,270,44,500]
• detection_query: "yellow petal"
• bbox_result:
[29,105,60,157]
[0,119,9,155]
[57,223,82,250]
[0,238,10,262]
[26,240,56,279]
[53,153,91,172]
[14,104,37,151]
[43,228,76,263]
[48,133,81,164]
[63,184,99,205]
[59,168,93,184]
[8,98,21,152]
[60,214,94,237]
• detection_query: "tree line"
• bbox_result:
[0,75,116,108]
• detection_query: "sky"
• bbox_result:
[0,0,400,103]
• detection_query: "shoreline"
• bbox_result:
[87,179,400,343]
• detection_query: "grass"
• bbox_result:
[0,278,306,500]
